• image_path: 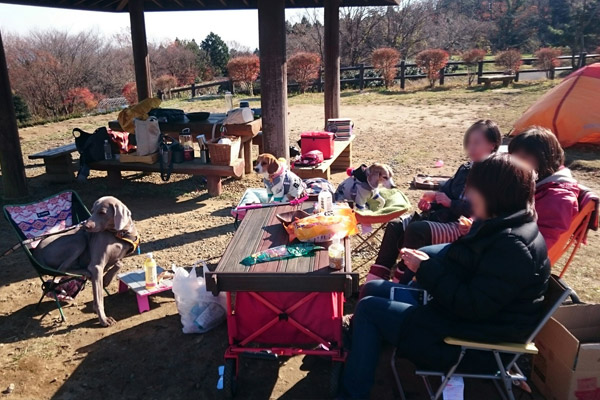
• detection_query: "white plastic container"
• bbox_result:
[328,237,345,270]
[318,190,333,214]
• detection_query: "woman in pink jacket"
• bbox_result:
[509,126,579,249]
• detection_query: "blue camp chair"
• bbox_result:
[3,191,90,322]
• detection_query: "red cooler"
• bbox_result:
[301,131,335,159]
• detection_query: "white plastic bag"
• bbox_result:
[134,116,161,155]
[172,262,226,334]
[223,108,253,125]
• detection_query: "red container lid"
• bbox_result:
[301,131,334,139]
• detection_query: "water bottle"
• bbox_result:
[224,91,233,111]
[144,252,158,290]
[318,190,333,214]
[103,140,112,160]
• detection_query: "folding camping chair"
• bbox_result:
[3,191,91,322]
[391,275,573,400]
[548,185,599,278]
[352,210,407,268]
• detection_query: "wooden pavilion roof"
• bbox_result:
[0,0,399,12]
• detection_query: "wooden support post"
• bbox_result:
[358,63,365,91]
[0,32,27,199]
[129,0,152,101]
[258,0,289,159]
[400,60,406,90]
[439,67,445,85]
[515,70,520,82]
[579,52,587,68]
[477,60,484,84]
[191,83,196,98]
[549,68,555,80]
[324,0,340,126]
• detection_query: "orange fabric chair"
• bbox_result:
[511,63,600,147]
[548,186,599,278]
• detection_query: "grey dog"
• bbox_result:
[33,196,139,327]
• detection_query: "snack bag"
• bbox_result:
[285,206,359,242]
[240,244,324,266]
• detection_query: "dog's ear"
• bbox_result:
[366,166,381,188]
[113,201,132,231]
[267,158,279,175]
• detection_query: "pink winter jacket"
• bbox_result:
[535,167,580,250]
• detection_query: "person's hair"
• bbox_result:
[508,126,564,180]
[463,119,502,152]
[466,153,535,217]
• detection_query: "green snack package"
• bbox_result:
[241,243,325,266]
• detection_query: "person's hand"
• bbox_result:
[421,191,436,202]
[400,248,430,273]
[458,216,473,236]
[418,198,432,211]
[435,192,452,208]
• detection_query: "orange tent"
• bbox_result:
[511,63,600,147]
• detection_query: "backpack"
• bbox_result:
[73,127,120,180]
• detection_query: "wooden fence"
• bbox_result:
[158,52,600,100]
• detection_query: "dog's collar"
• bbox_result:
[268,165,284,182]
[115,230,140,255]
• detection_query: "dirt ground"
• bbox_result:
[1,80,599,400]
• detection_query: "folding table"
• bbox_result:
[206,203,358,398]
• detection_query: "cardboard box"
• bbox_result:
[532,304,600,400]
[119,152,159,164]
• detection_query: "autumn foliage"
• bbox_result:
[535,47,562,77]
[227,55,260,96]
[288,52,321,93]
[495,49,523,74]
[461,49,487,86]
[122,82,138,105]
[154,75,179,93]
[416,49,449,88]
[64,87,98,114]
[372,48,401,89]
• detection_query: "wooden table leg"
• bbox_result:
[106,169,123,188]
[243,139,253,174]
[206,176,222,196]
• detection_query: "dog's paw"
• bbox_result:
[99,316,117,327]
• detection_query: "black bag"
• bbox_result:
[73,127,119,179]
[158,134,180,181]
[148,108,187,123]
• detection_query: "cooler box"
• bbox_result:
[301,131,335,159]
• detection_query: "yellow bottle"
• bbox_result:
[144,252,158,290]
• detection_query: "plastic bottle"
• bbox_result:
[328,237,345,270]
[103,140,112,160]
[318,190,333,214]
[224,91,233,111]
[144,252,158,290]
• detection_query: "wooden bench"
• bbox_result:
[294,136,354,180]
[480,74,516,88]
[89,158,245,196]
[29,143,78,183]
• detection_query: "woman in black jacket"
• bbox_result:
[366,120,502,284]
[341,154,551,399]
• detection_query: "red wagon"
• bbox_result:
[206,204,358,398]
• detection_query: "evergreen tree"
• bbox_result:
[201,32,230,76]
[12,94,31,123]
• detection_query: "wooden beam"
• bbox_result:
[116,0,128,11]
[129,0,152,101]
[324,0,340,125]
[258,0,289,159]
[0,32,28,199]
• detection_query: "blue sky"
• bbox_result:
[0,4,318,49]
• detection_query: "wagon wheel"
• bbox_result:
[223,358,237,399]
[329,361,344,398]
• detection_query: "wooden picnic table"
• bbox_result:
[206,203,358,297]
[294,136,354,180]
[108,114,262,174]
[29,143,78,183]
[480,74,516,88]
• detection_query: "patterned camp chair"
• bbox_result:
[548,185,599,278]
[3,191,90,322]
